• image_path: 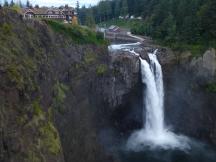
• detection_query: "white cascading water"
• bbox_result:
[141,50,164,135]
[127,50,190,151]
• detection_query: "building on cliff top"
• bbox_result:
[22,5,77,23]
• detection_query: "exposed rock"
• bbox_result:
[164,48,216,146]
[2,8,216,162]
[0,9,142,162]
[105,53,140,108]
[0,9,112,162]
[190,48,216,83]
[106,41,216,148]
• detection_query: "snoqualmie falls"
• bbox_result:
[127,50,190,151]
[2,7,216,162]
[108,42,216,162]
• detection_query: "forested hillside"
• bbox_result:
[79,0,216,53]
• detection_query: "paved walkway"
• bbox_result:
[127,32,145,42]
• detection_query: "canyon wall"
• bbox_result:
[0,9,140,162]
[1,8,216,162]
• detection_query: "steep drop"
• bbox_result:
[127,50,190,151]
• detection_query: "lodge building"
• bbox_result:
[22,5,76,22]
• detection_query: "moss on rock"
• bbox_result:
[205,83,216,93]
[84,52,97,65]
[96,64,108,76]
[39,121,61,155]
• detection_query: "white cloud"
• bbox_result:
[21,0,100,7]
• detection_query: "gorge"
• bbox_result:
[108,43,216,162]
[1,8,216,162]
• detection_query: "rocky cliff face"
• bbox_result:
[2,8,216,162]
[100,53,140,108]
[106,43,216,148]
[164,48,216,145]
[0,9,141,162]
[190,49,216,83]
[0,9,65,162]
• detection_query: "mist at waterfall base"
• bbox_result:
[127,50,190,151]
[105,44,216,162]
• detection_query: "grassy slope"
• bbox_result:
[44,20,107,45]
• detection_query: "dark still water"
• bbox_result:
[120,143,216,162]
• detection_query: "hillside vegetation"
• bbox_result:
[80,0,216,55]
[44,20,106,45]
[0,8,110,162]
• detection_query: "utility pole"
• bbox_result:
[76,1,80,24]
[76,1,79,16]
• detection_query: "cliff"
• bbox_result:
[1,8,216,162]
[0,9,140,162]
[164,48,216,145]
[106,41,216,149]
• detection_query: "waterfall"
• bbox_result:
[140,51,164,135]
[127,50,190,151]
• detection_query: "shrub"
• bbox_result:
[1,23,12,35]
[96,64,108,76]
[84,52,97,64]
[32,100,43,116]
[6,64,24,89]
[53,82,68,103]
[205,83,216,93]
[11,5,22,13]
[53,82,69,113]
[39,121,61,155]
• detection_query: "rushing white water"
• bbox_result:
[127,50,190,151]
[108,42,141,52]
[141,52,164,134]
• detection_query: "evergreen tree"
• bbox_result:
[114,0,120,17]
[76,1,80,24]
[198,0,216,39]
[85,8,95,28]
[35,4,39,8]
[76,1,80,16]
[120,0,128,16]
[79,5,87,25]
[26,0,30,8]
[15,0,22,8]
[9,0,14,6]
[78,0,216,47]
[4,0,9,7]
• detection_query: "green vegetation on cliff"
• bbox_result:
[206,83,216,93]
[84,52,97,64]
[0,9,61,162]
[25,103,61,161]
[96,64,108,76]
[0,8,110,162]
[44,20,107,45]
[53,82,69,113]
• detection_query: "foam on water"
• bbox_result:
[108,42,141,52]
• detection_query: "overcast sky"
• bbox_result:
[20,0,100,7]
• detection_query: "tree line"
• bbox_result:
[78,0,216,49]
[0,0,33,8]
